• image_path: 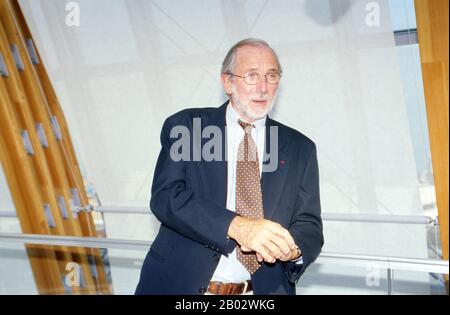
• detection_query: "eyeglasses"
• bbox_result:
[225,71,282,85]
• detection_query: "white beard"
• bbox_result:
[230,84,278,121]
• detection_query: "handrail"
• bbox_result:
[95,207,437,225]
[0,232,447,274]
[0,211,16,218]
[321,213,435,225]
[0,206,437,225]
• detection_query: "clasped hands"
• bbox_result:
[228,216,301,263]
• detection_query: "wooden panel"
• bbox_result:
[0,0,111,294]
[414,0,449,273]
[9,0,111,294]
[0,65,65,294]
[0,0,101,294]
[7,1,110,294]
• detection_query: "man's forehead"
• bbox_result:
[235,45,278,69]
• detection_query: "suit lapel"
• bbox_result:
[261,117,289,220]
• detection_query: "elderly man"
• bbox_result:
[135,38,323,295]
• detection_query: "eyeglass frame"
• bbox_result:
[223,71,282,85]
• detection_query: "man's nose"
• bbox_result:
[256,75,268,94]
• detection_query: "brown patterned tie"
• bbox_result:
[236,119,264,274]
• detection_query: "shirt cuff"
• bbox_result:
[292,256,303,265]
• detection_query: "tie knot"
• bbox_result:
[238,119,254,135]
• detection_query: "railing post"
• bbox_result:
[387,268,393,295]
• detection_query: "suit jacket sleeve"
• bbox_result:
[281,143,324,283]
[150,116,237,256]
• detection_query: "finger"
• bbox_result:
[279,248,298,262]
[264,221,296,248]
[263,240,284,260]
[266,233,292,256]
[256,253,263,262]
[277,252,291,262]
[254,244,276,263]
[272,226,296,250]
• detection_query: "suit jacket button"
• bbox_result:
[199,287,206,294]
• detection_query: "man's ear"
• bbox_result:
[221,73,232,95]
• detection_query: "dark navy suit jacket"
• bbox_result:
[135,102,323,295]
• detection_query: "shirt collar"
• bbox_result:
[226,102,267,129]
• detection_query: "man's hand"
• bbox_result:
[228,216,298,263]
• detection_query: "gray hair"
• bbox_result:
[221,38,283,74]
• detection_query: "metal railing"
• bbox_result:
[0,206,438,225]
[96,207,438,225]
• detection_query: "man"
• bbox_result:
[135,38,323,295]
